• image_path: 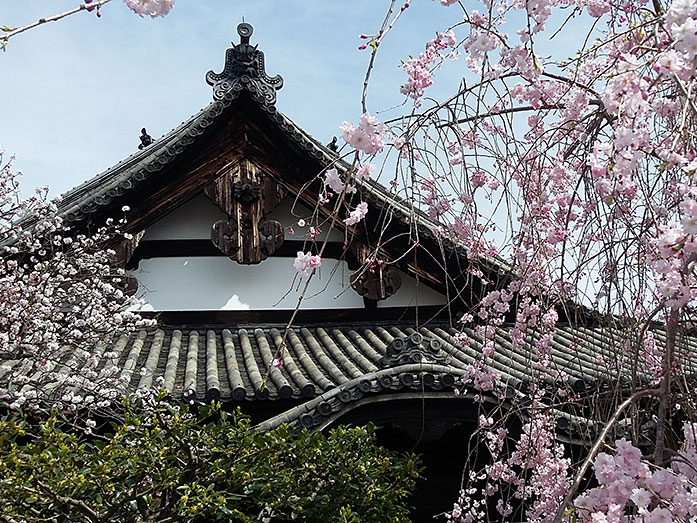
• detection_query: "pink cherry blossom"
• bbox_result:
[123,0,174,17]
[339,113,386,155]
[324,167,356,195]
[401,30,457,100]
[344,202,368,226]
[293,251,322,277]
[355,162,375,180]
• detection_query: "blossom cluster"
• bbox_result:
[574,430,697,521]
[339,113,386,155]
[0,153,151,411]
[649,182,697,307]
[344,202,368,226]
[324,167,356,196]
[448,403,571,522]
[400,30,457,100]
[293,250,322,277]
[123,0,174,17]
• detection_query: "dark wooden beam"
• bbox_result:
[141,305,453,327]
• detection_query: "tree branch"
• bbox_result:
[553,387,659,522]
[36,479,102,521]
[451,104,565,125]
[1,1,112,46]
[654,307,678,465]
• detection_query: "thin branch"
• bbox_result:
[1,1,112,45]
[654,308,678,465]
[449,104,565,125]
[360,1,409,113]
[36,479,102,521]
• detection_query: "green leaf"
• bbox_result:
[1,399,418,521]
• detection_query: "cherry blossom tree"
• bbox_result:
[322,0,697,520]
[0,151,151,412]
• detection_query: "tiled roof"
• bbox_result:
[54,322,692,436]
[53,98,317,225]
[45,71,512,279]
[3,320,696,438]
[50,95,509,271]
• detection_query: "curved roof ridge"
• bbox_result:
[253,362,467,432]
[58,102,218,204]
[55,100,230,223]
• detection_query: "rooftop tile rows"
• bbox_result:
[101,323,696,402]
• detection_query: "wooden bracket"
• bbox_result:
[351,264,402,301]
[204,158,287,264]
[211,217,284,263]
[349,242,402,301]
[114,230,145,266]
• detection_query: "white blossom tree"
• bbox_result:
[0,154,152,414]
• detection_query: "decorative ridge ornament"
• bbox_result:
[379,333,447,368]
[138,128,153,150]
[206,23,284,106]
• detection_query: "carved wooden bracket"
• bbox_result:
[211,217,284,262]
[114,230,145,266]
[113,230,144,296]
[123,276,140,297]
[350,242,402,301]
[351,264,402,301]
[204,158,287,264]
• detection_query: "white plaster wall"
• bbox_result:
[378,270,448,308]
[267,198,345,242]
[130,256,364,311]
[144,194,227,240]
[137,195,446,311]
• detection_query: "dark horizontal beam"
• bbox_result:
[127,239,352,269]
[141,305,454,327]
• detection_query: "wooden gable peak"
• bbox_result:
[205,157,287,264]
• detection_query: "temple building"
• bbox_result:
[31,23,696,520]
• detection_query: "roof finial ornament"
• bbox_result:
[238,21,252,45]
[138,128,153,150]
[206,23,284,106]
[326,136,338,152]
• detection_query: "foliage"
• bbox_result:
[0,399,420,522]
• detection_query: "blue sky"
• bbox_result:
[1,1,460,197]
